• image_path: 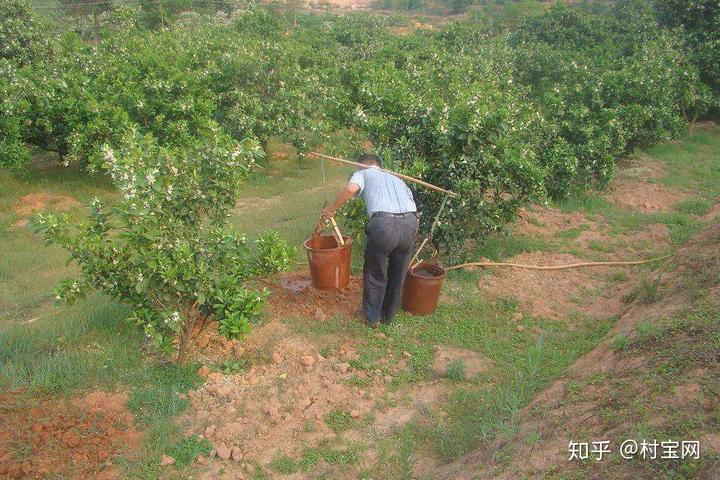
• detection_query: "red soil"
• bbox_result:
[0,391,141,479]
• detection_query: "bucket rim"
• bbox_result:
[303,234,353,252]
[409,261,446,279]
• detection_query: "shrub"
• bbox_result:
[511,3,710,198]
[33,130,292,363]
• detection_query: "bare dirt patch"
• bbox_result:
[0,391,140,479]
[431,345,494,378]
[604,179,688,212]
[515,206,595,239]
[266,271,362,322]
[14,193,80,217]
[614,155,667,182]
[516,205,671,258]
[373,382,449,436]
[476,252,631,320]
[185,337,381,473]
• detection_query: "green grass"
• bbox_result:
[474,231,554,261]
[556,192,705,246]
[0,168,115,328]
[650,127,720,200]
[166,436,213,469]
[555,224,589,240]
[270,452,299,474]
[623,275,663,305]
[445,358,467,381]
[303,444,362,467]
[418,317,614,461]
[674,197,712,216]
[230,142,353,250]
[324,409,357,433]
[268,443,364,476]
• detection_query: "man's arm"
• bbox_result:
[321,182,360,219]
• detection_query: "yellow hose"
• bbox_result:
[445,254,671,271]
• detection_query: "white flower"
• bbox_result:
[101,144,116,165]
[353,105,368,123]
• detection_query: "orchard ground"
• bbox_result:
[1,126,719,479]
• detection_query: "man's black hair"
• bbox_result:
[357,153,382,168]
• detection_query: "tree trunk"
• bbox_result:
[261,138,271,158]
[175,303,205,364]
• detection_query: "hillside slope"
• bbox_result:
[441,215,720,478]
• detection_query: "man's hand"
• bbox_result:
[321,183,359,222]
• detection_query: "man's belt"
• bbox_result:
[371,211,417,219]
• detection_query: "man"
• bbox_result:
[321,153,418,327]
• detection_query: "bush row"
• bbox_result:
[0,0,717,358]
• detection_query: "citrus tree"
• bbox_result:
[0,0,47,66]
[346,38,545,257]
[655,0,720,111]
[0,0,51,173]
[33,129,293,364]
[510,2,711,197]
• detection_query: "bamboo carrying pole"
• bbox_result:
[308,152,459,198]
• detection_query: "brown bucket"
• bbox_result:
[303,234,353,291]
[402,261,446,315]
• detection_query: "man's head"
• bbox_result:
[358,153,382,168]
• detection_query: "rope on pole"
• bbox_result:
[320,154,328,208]
[410,194,450,269]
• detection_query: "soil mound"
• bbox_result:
[604,179,687,212]
[0,391,140,479]
[184,338,383,470]
[476,252,631,320]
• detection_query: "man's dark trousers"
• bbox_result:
[363,213,419,324]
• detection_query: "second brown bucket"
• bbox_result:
[402,261,446,315]
[303,234,353,290]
